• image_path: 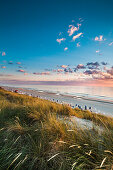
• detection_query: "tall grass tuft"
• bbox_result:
[0,88,113,169]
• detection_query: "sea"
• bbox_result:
[1,84,113,117]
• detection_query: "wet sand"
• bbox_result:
[2,85,113,117]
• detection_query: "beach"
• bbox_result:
[2,85,113,117]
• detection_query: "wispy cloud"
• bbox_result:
[2,52,6,56]
[56,38,66,44]
[64,47,68,51]
[94,35,105,41]
[73,33,83,41]
[76,42,80,47]
[33,72,50,75]
[108,42,113,46]
[18,69,25,72]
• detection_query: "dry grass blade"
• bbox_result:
[47,153,60,162]
[100,157,107,168]
[7,152,22,170]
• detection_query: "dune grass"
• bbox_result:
[0,88,113,169]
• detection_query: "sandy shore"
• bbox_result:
[1,85,113,117]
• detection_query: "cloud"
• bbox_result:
[8,61,13,64]
[72,33,83,41]
[107,67,113,75]
[1,66,6,68]
[64,68,73,73]
[18,69,25,73]
[56,38,66,44]
[101,62,108,65]
[108,42,113,46]
[77,64,86,69]
[59,32,62,36]
[61,65,68,68]
[94,35,105,41]
[57,69,63,72]
[0,74,12,77]
[86,62,100,67]
[84,70,99,75]
[2,52,6,56]
[68,23,82,36]
[24,73,28,75]
[76,42,80,47]
[68,25,78,36]
[17,62,21,65]
[96,50,100,53]
[33,72,50,75]
[64,47,68,51]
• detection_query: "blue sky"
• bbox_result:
[0,0,113,85]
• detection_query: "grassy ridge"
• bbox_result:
[0,88,113,169]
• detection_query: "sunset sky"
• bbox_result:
[0,0,113,86]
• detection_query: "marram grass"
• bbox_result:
[0,88,113,169]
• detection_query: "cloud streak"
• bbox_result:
[56,38,66,44]
[73,33,83,41]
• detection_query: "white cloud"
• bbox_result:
[68,23,81,36]
[64,47,68,51]
[56,38,66,44]
[108,42,113,46]
[73,33,83,41]
[76,42,80,47]
[96,50,100,53]
[95,35,105,41]
[68,25,78,36]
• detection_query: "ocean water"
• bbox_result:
[5,84,113,101]
[1,84,113,117]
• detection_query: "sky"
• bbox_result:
[0,0,113,86]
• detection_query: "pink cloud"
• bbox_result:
[76,42,80,47]
[56,38,66,44]
[24,73,28,75]
[1,66,6,68]
[68,25,78,36]
[18,69,25,72]
[61,65,68,68]
[68,24,81,36]
[73,33,83,41]
[108,42,113,46]
[17,62,21,64]
[95,35,105,41]
[57,69,63,72]
[2,52,6,56]
[64,47,68,51]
